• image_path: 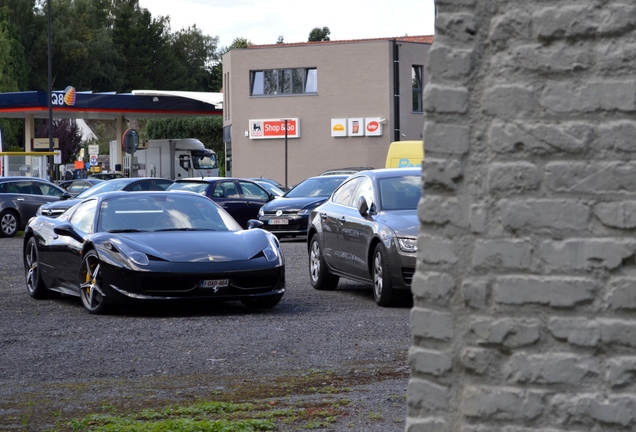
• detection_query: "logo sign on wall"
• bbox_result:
[249,118,300,139]
[348,118,364,137]
[331,119,347,137]
[365,117,383,136]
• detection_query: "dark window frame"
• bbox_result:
[412,65,423,113]
[251,68,317,96]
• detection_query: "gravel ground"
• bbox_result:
[0,235,412,431]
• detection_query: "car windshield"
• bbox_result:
[285,177,346,198]
[97,193,242,232]
[192,151,218,170]
[76,179,131,199]
[379,175,422,211]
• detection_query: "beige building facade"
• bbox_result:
[222,36,432,188]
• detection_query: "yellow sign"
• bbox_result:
[32,138,60,150]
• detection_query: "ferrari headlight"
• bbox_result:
[398,237,417,253]
[110,238,149,266]
[262,235,281,262]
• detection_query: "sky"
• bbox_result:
[137,0,436,49]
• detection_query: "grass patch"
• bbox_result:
[3,366,409,431]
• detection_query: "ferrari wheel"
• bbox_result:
[309,234,339,291]
[372,243,399,307]
[241,294,283,309]
[0,209,18,238]
[24,237,49,298]
[79,250,109,314]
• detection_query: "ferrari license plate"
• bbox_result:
[269,218,289,225]
[200,279,229,288]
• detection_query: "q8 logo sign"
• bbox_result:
[51,86,76,107]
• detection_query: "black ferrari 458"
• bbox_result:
[24,191,285,314]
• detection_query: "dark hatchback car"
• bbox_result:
[307,168,421,307]
[0,176,71,237]
[38,177,173,218]
[168,177,276,228]
[257,175,349,238]
[58,178,104,197]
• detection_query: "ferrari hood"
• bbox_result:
[116,230,271,263]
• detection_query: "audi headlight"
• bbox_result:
[110,238,149,266]
[398,237,417,253]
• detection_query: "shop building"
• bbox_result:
[222,35,433,187]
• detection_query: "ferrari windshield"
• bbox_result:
[97,193,242,232]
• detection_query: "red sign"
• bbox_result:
[249,118,300,139]
[366,121,379,133]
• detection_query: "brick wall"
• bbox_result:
[408,0,636,430]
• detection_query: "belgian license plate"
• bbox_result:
[269,219,289,225]
[200,279,229,288]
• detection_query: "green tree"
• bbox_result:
[0,5,29,149]
[170,25,218,91]
[209,37,252,92]
[308,26,330,42]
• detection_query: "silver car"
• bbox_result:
[0,177,71,237]
[307,168,421,307]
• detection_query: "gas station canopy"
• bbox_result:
[0,89,223,120]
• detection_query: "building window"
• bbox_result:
[251,68,317,96]
[412,65,423,113]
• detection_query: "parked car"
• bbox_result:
[257,175,349,238]
[58,178,104,197]
[88,172,127,180]
[247,177,289,192]
[168,177,275,228]
[23,191,285,314]
[307,168,421,307]
[251,179,285,197]
[320,167,374,176]
[37,177,174,218]
[0,177,72,237]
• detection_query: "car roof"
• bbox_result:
[0,176,52,182]
[353,167,422,179]
[320,167,374,175]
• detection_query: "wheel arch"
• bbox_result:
[367,236,385,277]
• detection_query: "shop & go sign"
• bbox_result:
[249,118,300,139]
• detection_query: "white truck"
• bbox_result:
[124,138,219,179]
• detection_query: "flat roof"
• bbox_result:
[0,89,222,120]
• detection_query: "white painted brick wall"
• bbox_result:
[408,0,636,430]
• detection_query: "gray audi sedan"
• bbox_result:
[307,168,421,307]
